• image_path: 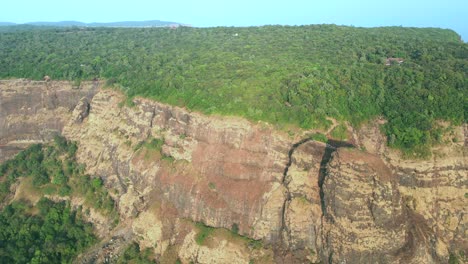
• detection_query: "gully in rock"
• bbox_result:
[280,137,355,244]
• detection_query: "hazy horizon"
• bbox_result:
[1,0,467,40]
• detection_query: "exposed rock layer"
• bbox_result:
[1,80,466,263]
[0,79,99,162]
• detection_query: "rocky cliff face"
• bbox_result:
[0,79,99,162]
[1,80,466,263]
[63,89,291,240]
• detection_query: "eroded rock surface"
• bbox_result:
[0,79,100,162]
[321,149,407,263]
[1,80,466,263]
[63,89,293,243]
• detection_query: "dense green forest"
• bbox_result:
[0,137,118,263]
[0,25,466,155]
[0,199,95,263]
[0,136,117,218]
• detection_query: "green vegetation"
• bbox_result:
[134,138,164,152]
[449,253,459,264]
[208,182,216,190]
[0,137,120,263]
[134,137,175,162]
[0,198,96,263]
[0,136,117,218]
[71,173,117,219]
[297,196,310,204]
[116,242,154,264]
[195,222,214,245]
[118,96,137,108]
[144,138,164,151]
[330,124,348,140]
[310,133,328,143]
[193,221,263,250]
[0,25,466,155]
[0,144,43,201]
[246,239,263,250]
[223,224,263,250]
[231,223,239,234]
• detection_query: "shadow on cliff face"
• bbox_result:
[394,204,440,263]
[318,146,335,217]
[276,137,355,263]
[280,138,355,230]
[282,138,354,185]
[319,139,355,217]
[279,138,313,248]
[326,139,355,149]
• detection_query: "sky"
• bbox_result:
[1,0,467,40]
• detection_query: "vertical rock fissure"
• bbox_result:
[318,145,336,217]
[278,137,354,262]
[111,146,128,193]
[318,139,354,217]
[279,138,352,242]
[279,137,314,244]
[281,138,312,183]
[149,107,156,128]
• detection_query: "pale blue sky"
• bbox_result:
[2,0,467,40]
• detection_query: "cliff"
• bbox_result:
[0,79,99,162]
[1,80,466,263]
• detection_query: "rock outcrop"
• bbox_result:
[1,80,466,263]
[321,149,407,263]
[63,89,293,243]
[0,79,100,162]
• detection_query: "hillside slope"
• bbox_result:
[0,25,466,155]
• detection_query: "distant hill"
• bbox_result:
[0,20,185,28]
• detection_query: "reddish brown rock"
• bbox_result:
[1,80,466,263]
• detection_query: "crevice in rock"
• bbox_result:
[279,137,314,245]
[275,138,352,264]
[328,251,334,264]
[149,107,156,128]
[318,145,335,217]
[279,138,354,244]
[281,138,312,183]
[368,199,376,222]
[50,90,59,109]
[368,177,378,222]
[318,140,354,217]
[110,146,128,193]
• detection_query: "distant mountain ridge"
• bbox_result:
[0,20,186,27]
[0,22,16,26]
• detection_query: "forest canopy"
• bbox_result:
[0,25,466,155]
[0,137,118,263]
